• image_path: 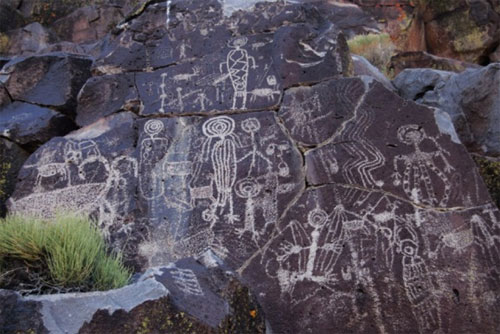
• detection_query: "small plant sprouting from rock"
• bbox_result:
[0,213,130,295]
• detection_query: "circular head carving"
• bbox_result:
[229,36,248,48]
[144,120,164,136]
[308,207,329,229]
[397,124,425,145]
[202,116,235,138]
[241,117,261,134]
[235,178,260,199]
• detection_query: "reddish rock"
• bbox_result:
[389,51,481,75]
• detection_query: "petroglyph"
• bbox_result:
[220,37,257,110]
[168,267,204,296]
[392,124,454,207]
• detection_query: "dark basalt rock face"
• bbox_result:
[0,138,29,217]
[0,102,76,150]
[2,1,500,333]
[1,53,92,117]
[0,290,47,334]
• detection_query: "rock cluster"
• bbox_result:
[1,1,500,333]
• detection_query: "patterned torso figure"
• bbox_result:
[396,225,442,333]
[221,37,257,110]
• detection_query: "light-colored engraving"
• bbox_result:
[392,124,453,207]
[201,116,241,224]
[220,36,257,110]
[395,225,442,333]
[169,267,204,296]
[140,120,169,200]
[340,105,385,194]
[159,73,168,113]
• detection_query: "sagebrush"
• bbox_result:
[0,214,130,294]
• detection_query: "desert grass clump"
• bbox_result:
[348,33,396,77]
[0,214,130,294]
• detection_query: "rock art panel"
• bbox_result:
[137,112,304,268]
[279,77,365,146]
[241,185,500,334]
[8,112,141,262]
[304,80,491,209]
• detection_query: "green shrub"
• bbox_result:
[348,33,396,77]
[0,214,130,294]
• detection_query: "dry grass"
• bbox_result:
[0,213,130,293]
[348,33,396,77]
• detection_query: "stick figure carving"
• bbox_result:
[392,125,454,207]
[220,36,257,110]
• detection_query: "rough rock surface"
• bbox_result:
[0,102,76,150]
[0,258,264,334]
[1,53,92,116]
[389,51,481,75]
[394,63,500,156]
[0,138,29,217]
[352,54,394,91]
[2,1,500,333]
[0,22,56,56]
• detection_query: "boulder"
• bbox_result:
[351,54,394,91]
[389,51,481,75]
[1,258,265,334]
[2,53,92,117]
[0,102,76,150]
[0,138,29,216]
[408,0,500,64]
[51,5,125,44]
[0,22,56,56]
[76,73,140,127]
[393,63,500,156]
[0,3,25,33]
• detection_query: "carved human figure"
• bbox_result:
[392,125,454,207]
[395,225,442,333]
[268,207,344,301]
[220,36,257,110]
[140,120,169,200]
[201,116,241,224]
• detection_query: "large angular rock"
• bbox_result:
[389,51,481,75]
[52,5,125,44]
[2,53,92,116]
[0,83,10,107]
[0,23,56,56]
[0,3,25,33]
[1,258,265,334]
[0,101,76,150]
[76,73,140,127]
[394,63,500,156]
